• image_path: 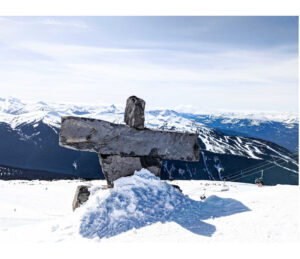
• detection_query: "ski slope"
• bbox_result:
[0,169,298,243]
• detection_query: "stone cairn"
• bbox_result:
[59,96,200,209]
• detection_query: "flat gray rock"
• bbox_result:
[59,116,199,161]
[124,96,145,129]
[72,185,90,211]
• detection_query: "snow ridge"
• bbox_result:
[0,97,297,128]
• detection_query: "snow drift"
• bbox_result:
[79,169,250,239]
[0,175,298,242]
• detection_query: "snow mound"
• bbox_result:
[79,169,250,239]
[79,169,185,238]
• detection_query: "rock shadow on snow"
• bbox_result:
[79,170,250,239]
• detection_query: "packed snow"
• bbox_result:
[79,169,251,239]
[0,169,298,243]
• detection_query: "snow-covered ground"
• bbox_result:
[0,169,298,243]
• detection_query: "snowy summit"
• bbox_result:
[0,169,298,242]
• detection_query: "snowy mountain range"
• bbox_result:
[0,97,298,152]
[0,97,298,185]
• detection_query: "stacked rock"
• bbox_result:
[100,96,161,186]
[59,96,200,187]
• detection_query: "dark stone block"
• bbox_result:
[124,96,145,129]
[99,154,162,185]
[59,116,199,161]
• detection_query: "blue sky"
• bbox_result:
[0,16,298,112]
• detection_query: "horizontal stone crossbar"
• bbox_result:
[59,116,200,161]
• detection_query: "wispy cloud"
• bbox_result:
[36,18,90,29]
[17,41,147,57]
[0,16,298,112]
[7,40,295,85]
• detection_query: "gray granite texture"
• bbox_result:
[124,96,145,129]
[59,116,199,161]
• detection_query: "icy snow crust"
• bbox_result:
[79,169,249,239]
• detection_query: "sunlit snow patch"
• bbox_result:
[79,169,250,239]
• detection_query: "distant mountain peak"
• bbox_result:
[0,97,298,153]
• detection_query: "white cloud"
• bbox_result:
[15,41,147,59]
[0,17,297,112]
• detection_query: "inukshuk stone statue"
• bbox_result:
[59,96,200,188]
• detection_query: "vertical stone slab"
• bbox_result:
[124,96,145,129]
[99,154,162,186]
